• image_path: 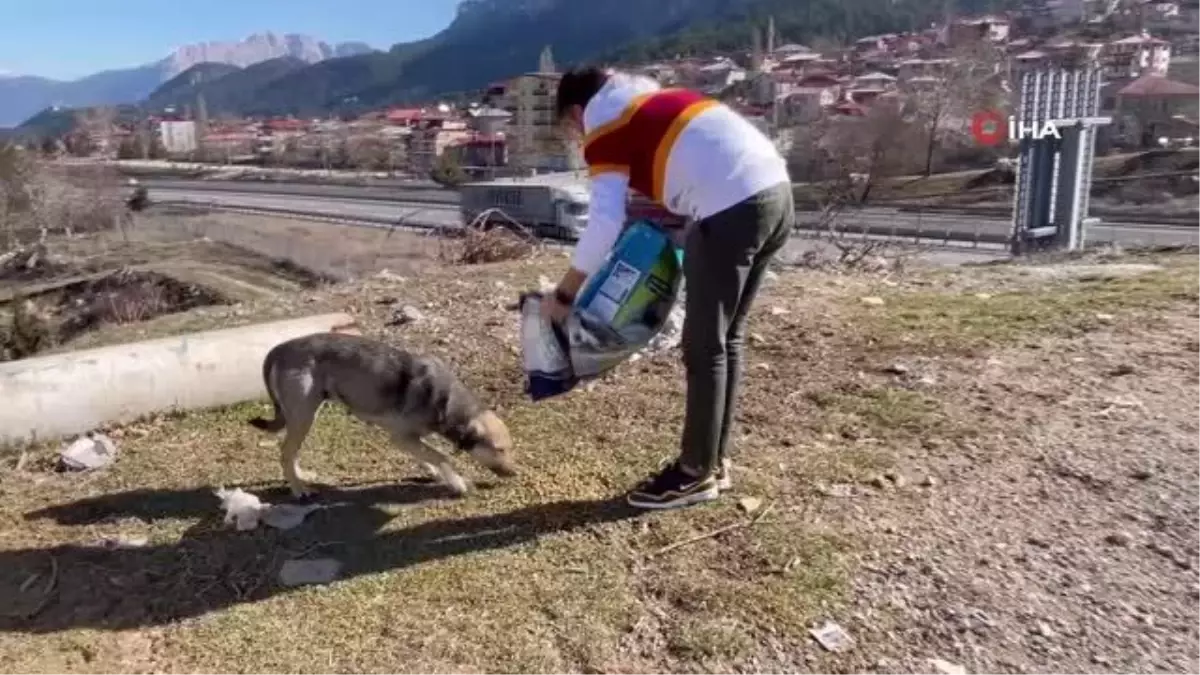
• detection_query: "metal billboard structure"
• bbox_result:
[1009,67,1112,255]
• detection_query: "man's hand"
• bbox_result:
[541,268,589,324]
[539,292,572,324]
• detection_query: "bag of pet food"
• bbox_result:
[520,220,683,401]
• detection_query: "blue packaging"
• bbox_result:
[520,220,684,401]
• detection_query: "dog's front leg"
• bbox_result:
[391,434,470,497]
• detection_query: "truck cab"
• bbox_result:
[458,172,688,242]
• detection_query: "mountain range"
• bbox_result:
[0,32,375,127]
[5,0,1007,130]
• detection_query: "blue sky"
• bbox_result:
[0,0,460,80]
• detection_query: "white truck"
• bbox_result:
[458,171,687,241]
[459,172,591,241]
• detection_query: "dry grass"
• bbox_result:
[440,226,537,266]
[0,245,1196,672]
[853,254,1198,356]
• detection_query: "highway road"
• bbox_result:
[142,178,459,206]
[150,187,1200,250]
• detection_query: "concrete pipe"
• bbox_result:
[0,313,359,445]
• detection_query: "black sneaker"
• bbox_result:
[627,461,720,510]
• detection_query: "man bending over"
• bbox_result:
[540,66,795,510]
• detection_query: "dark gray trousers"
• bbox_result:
[677,181,795,475]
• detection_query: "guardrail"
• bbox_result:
[893,203,1198,226]
[157,198,1018,249]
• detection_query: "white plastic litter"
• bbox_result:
[644,291,685,353]
[59,432,118,471]
[214,487,328,531]
[810,620,855,652]
[215,487,267,531]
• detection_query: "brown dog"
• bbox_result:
[249,332,515,498]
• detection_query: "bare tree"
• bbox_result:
[74,107,117,158]
[345,135,392,171]
[907,43,1007,176]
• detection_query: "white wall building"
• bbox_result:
[159,120,197,154]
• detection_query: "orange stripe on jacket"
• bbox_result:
[583,88,717,204]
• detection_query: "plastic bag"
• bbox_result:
[520,220,683,401]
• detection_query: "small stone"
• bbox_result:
[1130,467,1153,481]
[769,306,790,316]
[928,658,966,675]
[386,304,424,326]
[884,471,908,488]
[809,620,854,652]
[869,474,891,490]
[974,292,992,300]
[1148,541,1176,558]
[860,296,885,307]
[764,270,779,282]
[882,363,910,375]
[920,475,938,488]
[1031,621,1055,638]
[737,497,763,514]
[749,333,767,345]
[1108,363,1136,377]
[373,270,408,283]
[1094,312,1115,322]
[279,558,342,587]
[1104,531,1133,547]
[821,483,855,498]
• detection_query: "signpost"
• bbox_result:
[972,68,1112,255]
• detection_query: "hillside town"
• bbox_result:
[51,0,1200,179]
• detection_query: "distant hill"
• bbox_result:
[146,63,244,109]
[145,57,310,116]
[3,0,1013,128]
[136,0,1018,117]
[159,33,375,78]
[15,104,144,141]
[0,32,377,127]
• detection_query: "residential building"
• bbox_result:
[948,16,1013,45]
[494,70,580,173]
[466,106,512,135]
[451,133,508,175]
[159,120,197,154]
[1147,1,1182,19]
[897,58,954,81]
[1112,73,1200,144]
[408,117,470,173]
[1104,32,1173,76]
[778,87,839,124]
[693,57,747,94]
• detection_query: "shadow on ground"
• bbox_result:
[5,483,638,634]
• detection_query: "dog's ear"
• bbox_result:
[469,410,512,451]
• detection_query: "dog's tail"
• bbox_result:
[249,351,287,433]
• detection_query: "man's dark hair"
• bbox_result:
[555,66,610,121]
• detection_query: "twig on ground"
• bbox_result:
[6,555,58,620]
[647,501,776,558]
